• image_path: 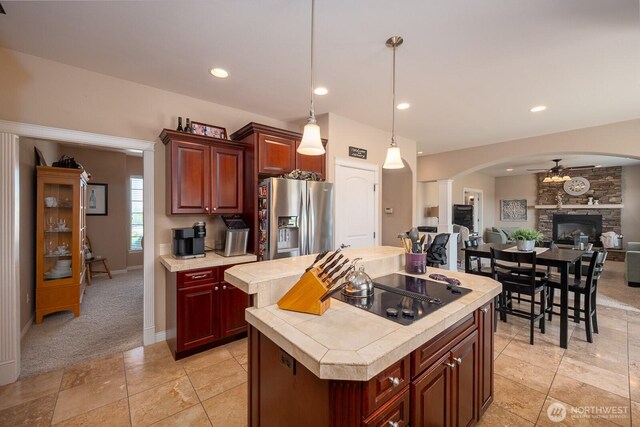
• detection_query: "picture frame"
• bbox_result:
[500,199,527,222]
[191,121,227,139]
[87,183,108,216]
[34,147,48,166]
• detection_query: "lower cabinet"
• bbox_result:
[167,264,250,359]
[248,303,495,426]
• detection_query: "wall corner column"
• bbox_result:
[0,133,20,385]
[437,179,457,270]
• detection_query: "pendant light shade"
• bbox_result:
[383,36,404,170]
[297,0,325,156]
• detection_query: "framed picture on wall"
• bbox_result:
[87,183,108,216]
[500,199,527,221]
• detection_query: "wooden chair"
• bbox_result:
[546,250,607,343]
[491,248,547,345]
[84,236,112,285]
[464,238,484,272]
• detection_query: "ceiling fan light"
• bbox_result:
[383,146,404,169]
[562,175,571,181]
[297,120,325,155]
[543,176,552,183]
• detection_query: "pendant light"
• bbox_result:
[383,36,405,169]
[297,0,325,156]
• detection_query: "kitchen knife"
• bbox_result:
[305,250,329,272]
[319,254,344,278]
[324,265,353,290]
[318,247,342,270]
[320,281,348,302]
[322,258,349,281]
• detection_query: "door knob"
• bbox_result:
[454,357,462,365]
[388,377,400,387]
[214,286,219,291]
[222,285,227,290]
[443,361,456,369]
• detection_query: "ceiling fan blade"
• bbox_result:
[526,168,548,171]
[565,165,596,170]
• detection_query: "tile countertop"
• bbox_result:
[223,246,501,381]
[159,252,257,272]
[225,246,405,307]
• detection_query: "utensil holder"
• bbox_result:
[277,268,330,315]
[405,253,427,274]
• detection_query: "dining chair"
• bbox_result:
[546,250,607,343]
[490,248,547,345]
[464,239,483,272]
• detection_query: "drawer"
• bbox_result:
[363,355,410,416]
[177,267,219,288]
[412,312,477,377]
[363,387,410,427]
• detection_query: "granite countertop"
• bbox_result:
[159,252,257,272]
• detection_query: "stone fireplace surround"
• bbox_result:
[537,166,622,243]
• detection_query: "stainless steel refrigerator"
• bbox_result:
[257,178,334,260]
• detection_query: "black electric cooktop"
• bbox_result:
[333,273,471,325]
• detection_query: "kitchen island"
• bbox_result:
[225,247,501,426]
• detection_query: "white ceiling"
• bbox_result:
[1,1,639,154]
[478,154,640,177]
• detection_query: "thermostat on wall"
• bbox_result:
[385,207,394,214]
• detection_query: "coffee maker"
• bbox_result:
[172,222,206,259]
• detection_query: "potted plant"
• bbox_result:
[510,228,544,251]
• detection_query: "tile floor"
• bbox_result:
[2,304,640,426]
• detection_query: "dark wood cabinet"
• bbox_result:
[258,133,296,174]
[211,146,244,213]
[169,140,210,214]
[230,122,328,254]
[166,263,252,359]
[178,283,219,351]
[478,301,494,414]
[161,129,245,215]
[412,354,451,427]
[248,305,494,426]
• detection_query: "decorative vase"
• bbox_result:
[588,197,594,205]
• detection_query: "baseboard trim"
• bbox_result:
[0,359,18,385]
[127,265,143,271]
[20,316,34,339]
[155,330,167,343]
[110,269,128,276]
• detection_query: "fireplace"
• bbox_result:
[552,214,602,246]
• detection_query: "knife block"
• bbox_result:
[277,268,330,315]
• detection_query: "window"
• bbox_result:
[130,176,143,251]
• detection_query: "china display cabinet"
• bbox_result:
[36,166,89,324]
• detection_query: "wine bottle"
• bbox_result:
[89,189,97,209]
[185,118,192,133]
[176,117,183,132]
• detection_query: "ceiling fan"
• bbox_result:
[527,158,595,174]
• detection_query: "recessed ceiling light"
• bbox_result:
[209,68,229,78]
[417,151,423,155]
[397,103,410,110]
[314,87,328,96]
[506,168,514,172]
[529,105,547,113]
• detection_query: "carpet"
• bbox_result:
[20,270,143,378]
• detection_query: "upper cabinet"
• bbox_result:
[231,123,327,179]
[161,130,245,215]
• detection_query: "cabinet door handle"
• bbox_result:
[222,285,227,290]
[388,376,400,387]
[189,274,208,279]
[388,422,400,427]
[205,206,209,212]
[443,361,456,369]
[453,357,462,365]
[213,207,217,211]
[214,286,219,291]
[481,306,489,313]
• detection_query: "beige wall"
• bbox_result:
[18,137,60,331]
[381,162,413,246]
[0,47,294,333]
[126,156,144,267]
[418,119,640,182]
[494,174,537,230]
[326,113,418,239]
[622,165,640,244]
[416,181,439,226]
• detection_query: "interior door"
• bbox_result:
[335,163,377,249]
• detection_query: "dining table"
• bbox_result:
[463,242,587,349]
